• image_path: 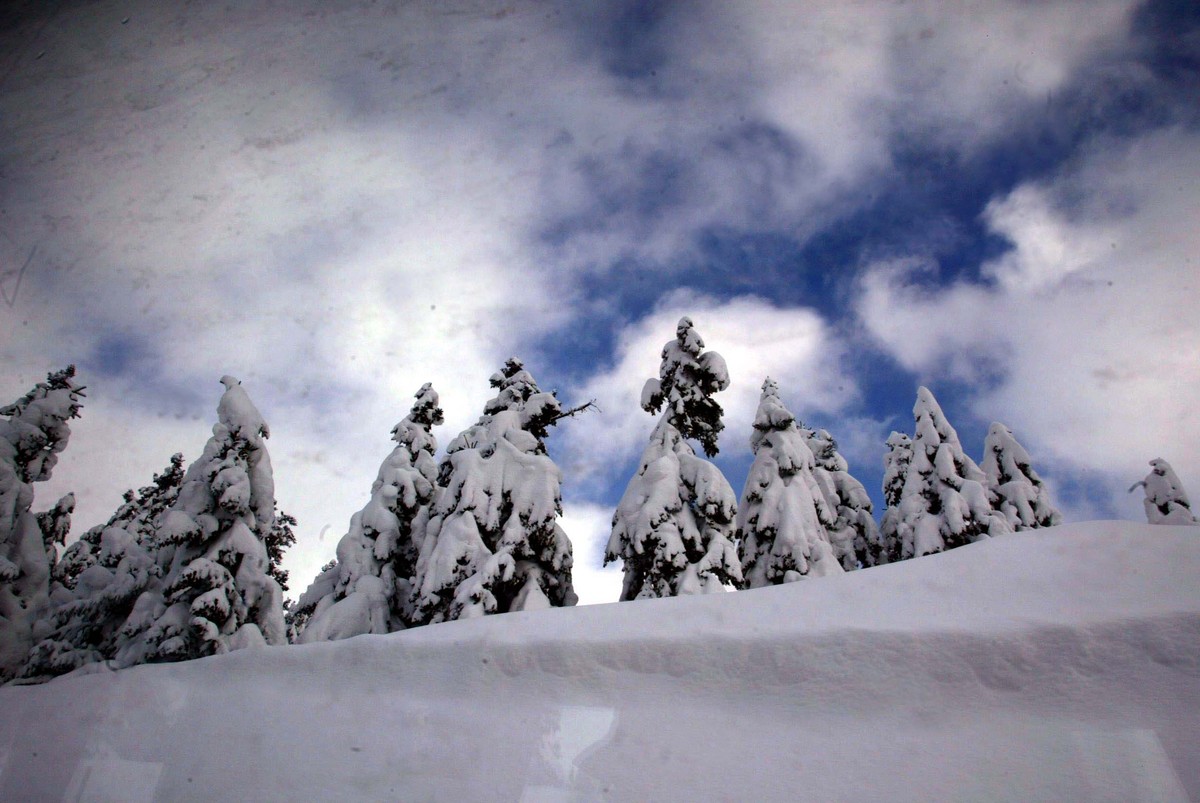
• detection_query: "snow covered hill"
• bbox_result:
[2,521,1198,801]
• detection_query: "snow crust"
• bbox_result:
[2,521,1198,801]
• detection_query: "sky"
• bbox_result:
[2,0,1197,606]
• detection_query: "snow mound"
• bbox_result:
[2,521,1199,801]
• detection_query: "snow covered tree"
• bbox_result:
[885,387,1010,560]
[122,377,286,664]
[264,508,297,592]
[0,366,85,679]
[20,454,185,680]
[737,379,841,588]
[981,423,1062,531]
[803,425,884,569]
[1130,459,1198,525]
[607,317,741,599]
[411,360,576,624]
[297,383,443,642]
[880,432,913,563]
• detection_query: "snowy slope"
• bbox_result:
[2,521,1199,801]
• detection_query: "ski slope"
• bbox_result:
[2,521,1198,801]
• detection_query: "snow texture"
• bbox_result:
[1132,458,1198,525]
[0,367,85,679]
[737,379,842,587]
[884,387,1011,561]
[2,521,1199,801]
[982,422,1064,530]
[411,360,576,624]
[297,384,443,642]
[609,318,741,599]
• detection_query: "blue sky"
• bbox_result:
[2,0,1197,603]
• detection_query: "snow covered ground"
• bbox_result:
[2,521,1198,801]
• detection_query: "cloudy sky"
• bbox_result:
[2,0,1197,605]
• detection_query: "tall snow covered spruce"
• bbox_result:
[880,432,914,563]
[803,425,884,569]
[607,317,742,599]
[21,455,185,680]
[125,377,287,663]
[882,387,1010,560]
[296,384,444,642]
[0,366,85,679]
[981,423,1062,530]
[737,379,842,588]
[411,360,576,623]
[1131,459,1198,525]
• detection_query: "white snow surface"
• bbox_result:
[2,521,1199,801]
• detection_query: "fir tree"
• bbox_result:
[264,508,297,592]
[880,432,913,563]
[0,366,85,679]
[981,422,1062,530]
[20,455,184,680]
[737,379,841,588]
[1130,459,1198,525]
[889,387,1010,560]
[803,425,884,569]
[297,384,443,641]
[411,361,576,623]
[127,377,286,663]
[607,318,741,599]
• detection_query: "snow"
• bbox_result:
[2,521,1198,800]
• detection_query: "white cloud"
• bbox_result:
[560,502,624,607]
[857,128,1200,517]
[559,290,857,492]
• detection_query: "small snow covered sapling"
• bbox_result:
[884,387,1010,561]
[981,422,1062,531]
[803,424,884,570]
[411,360,577,624]
[1130,458,1199,526]
[130,376,287,662]
[607,317,742,599]
[737,378,842,587]
[0,365,85,680]
[296,383,444,642]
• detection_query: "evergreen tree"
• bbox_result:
[607,317,742,599]
[298,384,443,641]
[880,432,913,563]
[737,379,841,588]
[125,376,286,663]
[264,508,297,592]
[0,366,85,679]
[981,422,1063,530]
[1130,458,1198,525]
[21,454,184,680]
[411,360,576,623]
[888,387,1010,560]
[803,425,884,569]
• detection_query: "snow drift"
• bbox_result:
[2,521,1198,801]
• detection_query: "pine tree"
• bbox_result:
[803,425,884,569]
[411,360,576,623]
[0,366,85,679]
[297,384,443,641]
[737,379,841,588]
[264,509,297,592]
[607,317,742,599]
[889,387,1010,560]
[981,422,1062,530]
[880,432,913,563]
[20,454,184,680]
[1130,459,1198,525]
[126,376,286,663]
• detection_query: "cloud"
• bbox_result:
[856,127,1200,517]
[558,290,857,497]
[560,502,624,606]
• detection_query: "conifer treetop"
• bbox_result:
[641,317,730,457]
